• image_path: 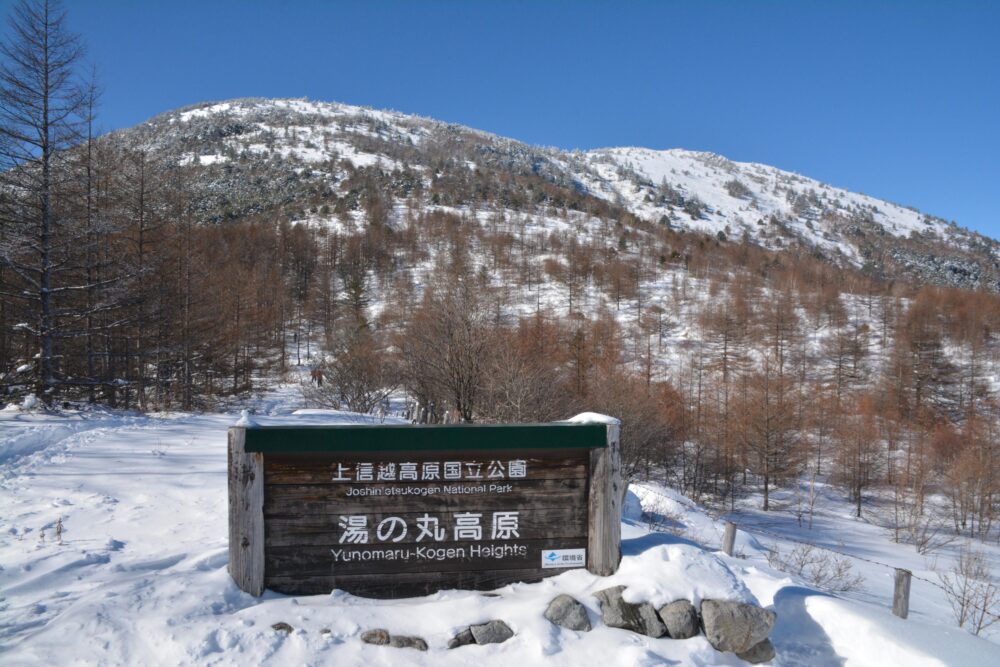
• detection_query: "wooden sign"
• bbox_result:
[228,421,621,598]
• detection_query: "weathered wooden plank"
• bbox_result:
[263,477,587,515]
[265,537,589,576]
[265,567,561,598]
[264,451,588,485]
[228,427,265,596]
[587,421,622,576]
[264,506,586,547]
[245,423,607,453]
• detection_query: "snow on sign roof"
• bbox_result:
[240,422,609,453]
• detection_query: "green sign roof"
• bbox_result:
[242,423,608,453]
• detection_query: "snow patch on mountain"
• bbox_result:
[580,146,957,254]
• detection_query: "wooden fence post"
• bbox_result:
[722,521,737,556]
[893,568,911,619]
[587,421,622,576]
[228,426,264,596]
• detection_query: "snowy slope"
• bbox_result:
[582,147,942,238]
[3,388,1000,666]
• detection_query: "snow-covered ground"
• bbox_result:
[2,386,999,666]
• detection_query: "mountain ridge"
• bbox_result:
[108,96,998,291]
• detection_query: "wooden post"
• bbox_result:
[722,521,737,556]
[893,568,911,619]
[228,426,264,596]
[587,421,622,576]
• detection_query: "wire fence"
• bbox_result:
[632,482,1000,628]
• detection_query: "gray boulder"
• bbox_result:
[447,628,475,649]
[544,594,592,632]
[470,620,515,644]
[658,599,700,639]
[360,628,390,645]
[389,635,429,651]
[271,622,293,634]
[700,600,776,653]
[595,586,666,638]
[737,638,776,664]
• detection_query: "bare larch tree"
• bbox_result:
[0,0,87,400]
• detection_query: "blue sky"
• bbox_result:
[4,1,997,236]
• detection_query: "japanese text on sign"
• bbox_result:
[337,511,521,544]
[330,459,528,482]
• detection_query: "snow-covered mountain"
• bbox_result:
[116,97,999,290]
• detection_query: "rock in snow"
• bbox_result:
[595,586,666,638]
[700,600,776,654]
[360,628,426,649]
[447,628,476,649]
[544,594,592,632]
[360,628,390,645]
[469,620,515,645]
[737,638,777,664]
[388,635,428,651]
[657,599,700,639]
